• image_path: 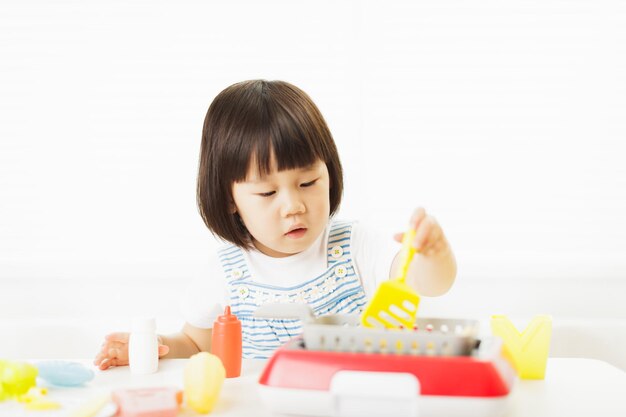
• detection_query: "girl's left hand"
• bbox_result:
[394,207,450,257]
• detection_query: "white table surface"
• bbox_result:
[2,358,625,417]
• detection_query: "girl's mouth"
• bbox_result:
[285,228,307,239]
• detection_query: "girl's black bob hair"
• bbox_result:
[197,80,343,248]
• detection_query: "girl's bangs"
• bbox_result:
[235,108,323,182]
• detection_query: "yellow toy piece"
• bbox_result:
[490,314,552,379]
[0,359,38,399]
[18,386,61,411]
[361,228,420,329]
[184,352,226,414]
[24,400,62,411]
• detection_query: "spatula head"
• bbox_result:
[360,280,420,329]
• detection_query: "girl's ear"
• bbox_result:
[230,201,238,214]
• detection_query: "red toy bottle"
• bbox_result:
[211,305,242,378]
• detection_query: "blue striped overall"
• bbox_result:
[217,220,368,359]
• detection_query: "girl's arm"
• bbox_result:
[391,207,457,296]
[159,322,212,358]
[94,322,212,370]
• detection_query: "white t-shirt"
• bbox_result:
[180,220,400,329]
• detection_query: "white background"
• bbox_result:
[1,0,625,346]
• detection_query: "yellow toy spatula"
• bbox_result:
[360,228,420,329]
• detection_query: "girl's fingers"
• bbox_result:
[423,227,449,257]
[107,358,127,367]
[409,207,427,230]
[93,344,114,365]
[93,341,122,359]
[395,215,437,249]
[94,356,113,369]
[93,341,128,364]
[107,346,129,361]
[107,341,126,350]
[98,358,111,370]
[105,332,129,343]
[422,223,443,251]
[99,357,125,370]
[395,209,448,256]
[394,229,425,249]
[98,355,129,370]
[95,334,131,370]
[158,344,170,358]
[93,353,104,366]
[414,216,434,250]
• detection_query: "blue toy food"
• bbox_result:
[36,361,94,387]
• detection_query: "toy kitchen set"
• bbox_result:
[255,304,550,417]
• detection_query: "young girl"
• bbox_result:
[94,80,457,368]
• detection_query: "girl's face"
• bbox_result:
[231,157,331,257]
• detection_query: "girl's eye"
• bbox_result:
[258,191,275,197]
[301,179,318,187]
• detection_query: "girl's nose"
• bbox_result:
[280,191,306,217]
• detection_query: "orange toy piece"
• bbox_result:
[112,387,182,417]
[211,306,242,378]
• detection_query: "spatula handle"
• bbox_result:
[398,228,417,282]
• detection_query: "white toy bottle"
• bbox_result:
[129,317,159,374]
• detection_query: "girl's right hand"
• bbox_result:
[93,332,170,370]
